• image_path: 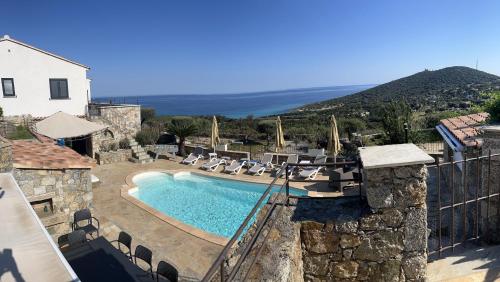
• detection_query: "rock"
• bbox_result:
[394,166,413,178]
[339,234,362,248]
[402,254,426,279]
[366,184,393,209]
[301,226,340,254]
[334,215,359,233]
[360,214,385,231]
[372,260,401,282]
[393,178,426,208]
[41,176,56,186]
[34,186,46,195]
[353,230,404,261]
[330,261,359,279]
[342,249,353,260]
[303,255,330,276]
[381,209,404,227]
[404,208,427,252]
[357,262,377,281]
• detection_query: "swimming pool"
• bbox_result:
[130,172,307,239]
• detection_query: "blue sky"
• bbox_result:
[2,0,500,96]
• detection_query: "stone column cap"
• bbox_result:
[359,144,434,169]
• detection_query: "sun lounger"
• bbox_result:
[298,155,327,180]
[274,154,299,177]
[201,158,226,172]
[181,146,204,165]
[224,160,246,175]
[248,153,274,176]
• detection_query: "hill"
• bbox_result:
[295,66,500,118]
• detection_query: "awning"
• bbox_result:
[34,111,107,139]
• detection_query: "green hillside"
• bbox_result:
[295,66,500,117]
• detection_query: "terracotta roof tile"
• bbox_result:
[440,112,490,148]
[12,140,95,169]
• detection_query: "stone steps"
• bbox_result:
[127,138,153,164]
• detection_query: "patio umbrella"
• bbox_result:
[210,116,220,151]
[328,114,341,160]
[275,116,285,152]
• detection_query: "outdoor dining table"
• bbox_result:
[62,237,155,282]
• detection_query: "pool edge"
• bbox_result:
[122,169,230,247]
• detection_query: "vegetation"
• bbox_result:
[166,118,197,156]
[380,100,413,144]
[9,125,33,140]
[140,108,156,125]
[484,91,500,121]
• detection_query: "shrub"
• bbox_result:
[484,92,500,122]
[119,138,130,149]
[0,106,3,118]
[135,128,160,146]
[109,142,119,151]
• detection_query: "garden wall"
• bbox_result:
[95,149,132,165]
[13,168,92,238]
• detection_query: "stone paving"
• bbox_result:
[91,157,353,280]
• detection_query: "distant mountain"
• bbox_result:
[296,66,500,117]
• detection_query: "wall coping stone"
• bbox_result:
[359,144,434,169]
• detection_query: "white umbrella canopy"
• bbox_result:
[34,111,107,139]
[210,116,220,149]
[275,116,285,152]
[328,114,341,156]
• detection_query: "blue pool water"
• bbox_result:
[130,172,307,238]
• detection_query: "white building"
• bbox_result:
[0,35,91,117]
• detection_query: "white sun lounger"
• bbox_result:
[182,153,202,165]
[275,154,299,177]
[201,158,226,172]
[298,155,327,180]
[248,153,274,176]
[181,147,204,165]
[224,160,247,175]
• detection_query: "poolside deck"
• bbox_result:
[91,157,354,280]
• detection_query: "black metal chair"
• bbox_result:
[111,231,133,260]
[134,245,153,277]
[156,261,178,282]
[72,208,100,238]
[68,230,87,247]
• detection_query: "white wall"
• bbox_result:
[0,39,90,117]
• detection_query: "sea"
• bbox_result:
[93,84,373,118]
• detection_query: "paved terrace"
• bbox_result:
[91,156,356,280]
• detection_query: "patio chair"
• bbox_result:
[201,158,226,172]
[298,155,327,180]
[111,231,133,260]
[134,245,154,277]
[156,261,178,282]
[224,160,246,175]
[274,154,298,178]
[68,230,87,247]
[248,153,274,176]
[72,208,100,238]
[181,147,204,165]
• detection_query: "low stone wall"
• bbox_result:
[95,149,132,165]
[13,168,92,238]
[0,137,12,172]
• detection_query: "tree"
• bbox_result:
[140,108,156,125]
[381,100,413,144]
[484,92,500,122]
[167,118,197,156]
[339,118,366,139]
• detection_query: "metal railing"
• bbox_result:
[202,159,363,281]
[427,151,500,260]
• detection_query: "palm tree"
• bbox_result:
[167,119,197,156]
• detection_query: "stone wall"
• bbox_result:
[219,145,431,281]
[88,103,141,158]
[95,149,132,165]
[13,168,92,238]
[0,137,12,172]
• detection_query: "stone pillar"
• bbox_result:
[358,144,434,281]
